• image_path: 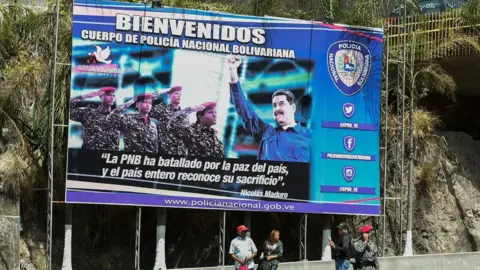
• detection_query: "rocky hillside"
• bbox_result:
[413,131,480,253]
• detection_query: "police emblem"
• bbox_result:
[327,41,372,96]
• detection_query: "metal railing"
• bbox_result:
[387,9,480,61]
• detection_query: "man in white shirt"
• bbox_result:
[229,225,258,270]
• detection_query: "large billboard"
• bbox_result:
[66,0,383,215]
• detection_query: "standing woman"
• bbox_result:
[259,230,283,270]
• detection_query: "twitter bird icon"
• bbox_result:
[342,103,355,118]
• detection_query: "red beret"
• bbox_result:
[237,225,248,232]
[167,86,182,95]
[360,225,373,233]
[136,93,153,102]
[99,86,116,94]
[201,102,216,110]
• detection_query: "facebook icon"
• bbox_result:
[343,136,356,152]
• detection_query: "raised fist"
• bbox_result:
[227,55,241,70]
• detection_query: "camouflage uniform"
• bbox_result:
[150,103,189,156]
[188,123,225,158]
[70,97,120,151]
[352,240,379,270]
[109,104,159,154]
[170,109,225,158]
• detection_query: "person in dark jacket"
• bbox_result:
[259,230,283,270]
[329,222,353,270]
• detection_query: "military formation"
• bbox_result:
[71,56,314,163]
[70,85,224,158]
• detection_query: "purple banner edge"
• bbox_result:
[66,190,381,216]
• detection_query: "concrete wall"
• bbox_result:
[177,252,480,270]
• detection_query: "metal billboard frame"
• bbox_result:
[45,0,410,268]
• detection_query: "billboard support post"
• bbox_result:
[382,20,408,256]
[320,216,332,261]
[135,207,142,270]
[244,212,251,238]
[395,20,408,256]
[404,29,416,258]
[154,208,167,270]
[381,20,391,257]
[399,7,408,256]
[219,211,226,266]
[61,204,73,270]
[299,214,308,261]
[47,0,61,268]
